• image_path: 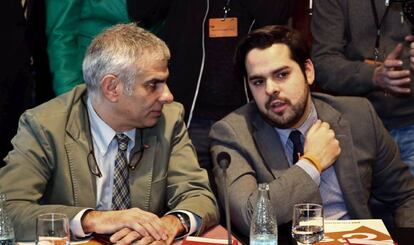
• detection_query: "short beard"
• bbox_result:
[264,86,310,129]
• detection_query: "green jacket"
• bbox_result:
[46,0,129,95]
[0,85,219,241]
[46,0,130,95]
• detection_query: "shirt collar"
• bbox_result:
[275,102,318,146]
[87,97,136,155]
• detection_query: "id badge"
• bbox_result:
[209,17,238,38]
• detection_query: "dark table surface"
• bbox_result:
[389,227,413,245]
[278,227,414,245]
[234,225,413,245]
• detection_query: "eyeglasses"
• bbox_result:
[88,150,103,177]
[129,130,150,170]
[87,129,149,177]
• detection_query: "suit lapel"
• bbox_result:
[314,98,370,218]
[64,93,158,211]
[251,110,290,178]
[64,95,97,207]
[129,132,157,211]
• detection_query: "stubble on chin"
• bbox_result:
[262,93,309,129]
[264,108,300,129]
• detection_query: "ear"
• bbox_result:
[304,59,315,86]
[100,75,122,102]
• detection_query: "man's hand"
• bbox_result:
[81,208,168,241]
[304,120,341,171]
[372,42,411,94]
[109,214,185,245]
[405,34,414,72]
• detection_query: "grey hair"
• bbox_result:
[82,23,170,95]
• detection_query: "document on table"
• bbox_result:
[17,237,92,245]
[315,219,395,245]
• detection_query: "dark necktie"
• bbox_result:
[112,134,131,210]
[289,130,303,163]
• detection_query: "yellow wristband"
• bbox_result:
[300,154,323,173]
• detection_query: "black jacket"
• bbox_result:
[128,0,295,121]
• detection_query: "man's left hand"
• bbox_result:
[110,214,186,245]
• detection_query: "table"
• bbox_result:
[19,225,410,245]
[185,224,414,245]
[389,227,413,245]
[174,225,240,245]
[85,225,240,245]
[275,226,414,245]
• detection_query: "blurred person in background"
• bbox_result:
[128,0,296,190]
[312,0,414,175]
[45,0,163,95]
[0,0,34,167]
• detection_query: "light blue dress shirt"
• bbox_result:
[69,97,199,237]
[275,102,350,220]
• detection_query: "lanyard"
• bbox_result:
[369,0,390,62]
[223,0,231,19]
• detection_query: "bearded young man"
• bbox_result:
[209,25,414,238]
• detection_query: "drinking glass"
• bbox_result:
[291,203,324,245]
[36,213,70,245]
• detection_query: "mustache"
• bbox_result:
[265,95,291,109]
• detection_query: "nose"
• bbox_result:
[265,79,280,96]
[160,84,174,104]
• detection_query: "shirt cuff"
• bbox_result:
[165,210,200,238]
[296,159,321,186]
[69,209,94,238]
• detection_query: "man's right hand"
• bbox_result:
[109,214,184,245]
[303,120,341,171]
[81,208,169,241]
[372,43,411,94]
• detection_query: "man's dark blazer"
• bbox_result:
[210,93,414,236]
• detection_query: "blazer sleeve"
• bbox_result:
[311,0,376,95]
[45,0,83,95]
[165,106,220,234]
[210,119,322,237]
[0,111,87,241]
[366,100,414,227]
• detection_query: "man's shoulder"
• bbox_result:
[162,102,185,120]
[211,102,258,135]
[163,101,184,113]
[220,102,257,122]
[23,85,86,125]
[152,102,186,133]
[312,92,373,112]
[312,92,370,102]
[312,92,379,130]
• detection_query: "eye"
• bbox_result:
[146,81,157,91]
[250,79,264,86]
[275,71,289,80]
[150,82,157,88]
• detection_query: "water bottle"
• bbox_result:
[0,193,15,245]
[250,183,278,245]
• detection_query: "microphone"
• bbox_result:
[217,151,231,169]
[217,152,232,245]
